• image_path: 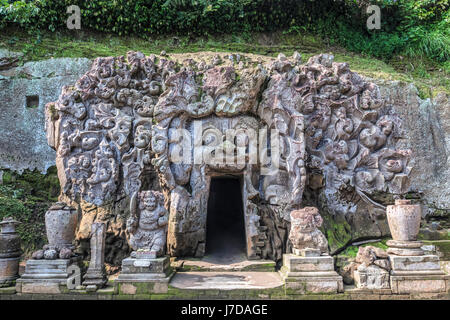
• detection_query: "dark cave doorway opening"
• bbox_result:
[205,177,247,259]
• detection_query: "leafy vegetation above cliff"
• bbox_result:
[0,27,448,98]
[0,0,449,63]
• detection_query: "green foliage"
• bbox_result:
[0,1,448,64]
[0,167,60,256]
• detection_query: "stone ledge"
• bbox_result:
[0,289,449,300]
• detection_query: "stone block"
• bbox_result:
[21,282,61,294]
[120,257,171,275]
[354,265,390,289]
[389,255,441,271]
[390,274,449,294]
[116,256,173,294]
[282,254,334,273]
[280,254,343,294]
[16,258,81,293]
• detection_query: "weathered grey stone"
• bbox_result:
[390,274,448,294]
[58,247,73,259]
[116,256,173,293]
[289,207,328,254]
[31,250,44,260]
[2,52,449,265]
[387,200,422,242]
[16,258,82,293]
[43,249,58,260]
[282,254,335,273]
[82,222,107,288]
[280,253,344,293]
[376,80,450,210]
[0,57,92,173]
[389,255,441,272]
[354,264,390,289]
[0,218,21,286]
[127,191,168,257]
[45,202,78,250]
[45,51,413,264]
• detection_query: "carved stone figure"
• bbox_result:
[289,207,328,255]
[127,190,168,258]
[0,218,21,287]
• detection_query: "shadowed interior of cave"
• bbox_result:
[206,177,246,260]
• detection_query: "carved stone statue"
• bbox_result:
[126,190,168,258]
[289,207,329,255]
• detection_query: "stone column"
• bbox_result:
[280,207,343,294]
[82,222,107,290]
[387,200,449,293]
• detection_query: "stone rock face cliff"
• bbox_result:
[0,51,92,174]
[0,50,448,265]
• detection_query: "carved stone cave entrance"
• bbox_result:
[205,176,247,260]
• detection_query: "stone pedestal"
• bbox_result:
[115,255,173,294]
[16,258,82,294]
[280,250,343,294]
[389,254,449,293]
[385,200,449,294]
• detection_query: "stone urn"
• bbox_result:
[386,199,421,241]
[0,217,21,286]
[45,202,78,249]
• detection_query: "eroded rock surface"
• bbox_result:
[0,56,92,173]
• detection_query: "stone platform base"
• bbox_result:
[390,274,449,294]
[16,258,81,294]
[0,277,18,288]
[389,254,449,293]
[115,256,173,294]
[280,254,344,294]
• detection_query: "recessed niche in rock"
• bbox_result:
[26,95,39,109]
[206,177,246,259]
[45,51,412,264]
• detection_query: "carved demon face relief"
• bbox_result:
[46,52,411,261]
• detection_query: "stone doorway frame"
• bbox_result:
[203,173,255,260]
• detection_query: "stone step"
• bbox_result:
[169,271,283,290]
[174,256,276,272]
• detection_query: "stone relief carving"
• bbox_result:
[46,51,412,263]
[289,207,329,254]
[127,190,168,258]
